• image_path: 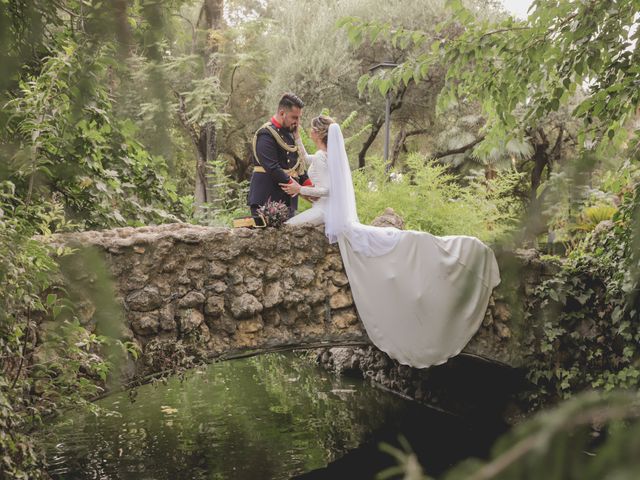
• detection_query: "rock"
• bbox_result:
[265,265,282,280]
[283,290,305,307]
[197,322,211,342]
[331,272,349,287]
[263,282,283,309]
[330,290,353,309]
[244,276,263,293]
[593,219,614,236]
[126,287,163,312]
[263,310,281,327]
[297,303,312,320]
[204,295,225,317]
[244,260,266,276]
[209,261,227,278]
[237,316,264,333]
[514,248,539,265]
[327,347,360,374]
[160,259,179,273]
[186,259,205,272]
[307,290,327,305]
[325,254,343,271]
[293,267,315,286]
[178,291,205,309]
[75,300,96,326]
[119,325,135,341]
[483,309,494,327]
[279,308,297,326]
[207,280,227,294]
[131,313,160,336]
[371,207,404,230]
[154,277,172,296]
[493,302,511,323]
[123,271,150,290]
[332,311,358,329]
[217,315,238,335]
[229,270,244,285]
[208,262,227,278]
[496,322,511,339]
[178,308,204,334]
[159,304,176,331]
[229,293,263,319]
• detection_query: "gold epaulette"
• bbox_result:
[251,122,304,176]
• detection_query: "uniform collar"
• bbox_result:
[270,116,282,129]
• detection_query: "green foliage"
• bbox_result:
[527,182,640,405]
[0,183,56,478]
[353,154,521,242]
[193,159,249,226]
[342,0,640,155]
[0,2,197,478]
[382,391,640,479]
[577,204,618,232]
[0,181,130,479]
[3,40,190,229]
[541,159,638,252]
[445,391,640,479]
[377,436,425,480]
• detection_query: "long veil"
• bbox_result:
[325,123,402,257]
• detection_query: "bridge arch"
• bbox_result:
[44,223,531,382]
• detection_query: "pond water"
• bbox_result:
[44,353,505,479]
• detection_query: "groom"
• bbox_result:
[247,92,311,220]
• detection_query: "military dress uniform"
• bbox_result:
[247,117,310,220]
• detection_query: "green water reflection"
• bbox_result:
[45,353,408,479]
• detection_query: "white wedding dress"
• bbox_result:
[285,149,329,226]
[286,125,500,368]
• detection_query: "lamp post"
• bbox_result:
[368,62,398,165]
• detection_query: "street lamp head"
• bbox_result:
[368,62,399,73]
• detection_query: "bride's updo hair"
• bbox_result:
[311,115,335,146]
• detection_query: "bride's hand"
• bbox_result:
[280,178,301,196]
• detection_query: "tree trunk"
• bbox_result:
[523,127,551,244]
[358,85,408,168]
[485,165,497,180]
[391,127,429,168]
[390,126,407,168]
[194,153,208,205]
[197,0,224,30]
[358,118,384,169]
[191,0,224,209]
[194,121,217,204]
[530,128,550,201]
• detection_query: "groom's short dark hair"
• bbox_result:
[278,92,304,110]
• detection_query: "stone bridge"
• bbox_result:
[42,222,551,384]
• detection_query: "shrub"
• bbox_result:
[352,154,522,242]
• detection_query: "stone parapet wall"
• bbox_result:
[44,223,367,377]
[41,222,556,381]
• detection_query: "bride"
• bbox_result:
[281,116,501,368]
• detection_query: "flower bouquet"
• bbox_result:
[256,199,290,228]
